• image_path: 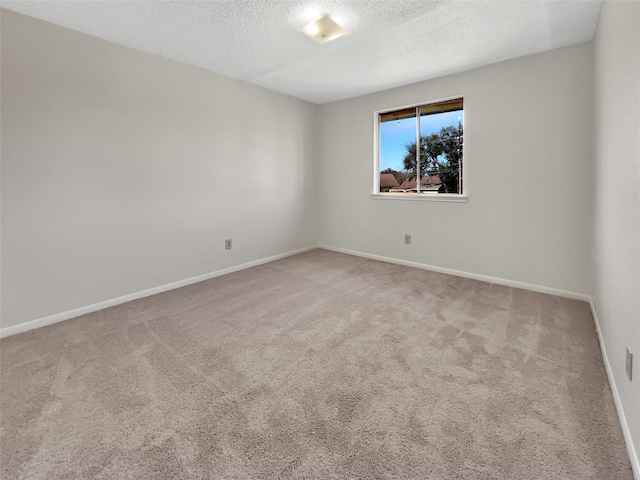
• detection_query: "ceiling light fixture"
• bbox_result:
[299,14,348,45]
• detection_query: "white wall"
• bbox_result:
[0,10,318,330]
[318,43,594,295]
[593,0,640,472]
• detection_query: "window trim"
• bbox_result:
[370,192,468,203]
[373,95,466,201]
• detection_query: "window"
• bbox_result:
[375,97,464,198]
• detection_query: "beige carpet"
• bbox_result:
[0,249,633,479]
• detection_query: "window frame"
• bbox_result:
[372,95,468,203]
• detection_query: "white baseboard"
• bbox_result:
[589,300,640,480]
[0,245,318,339]
[1,244,588,338]
[318,245,591,301]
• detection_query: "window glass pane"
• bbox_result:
[419,108,463,194]
[379,110,416,193]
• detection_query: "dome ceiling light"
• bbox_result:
[299,14,348,45]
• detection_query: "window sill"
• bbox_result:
[370,193,468,203]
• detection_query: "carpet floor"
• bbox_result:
[0,249,633,479]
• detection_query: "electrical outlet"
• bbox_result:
[404,234,411,245]
[225,239,232,250]
[626,347,633,381]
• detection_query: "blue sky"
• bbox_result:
[380,110,462,171]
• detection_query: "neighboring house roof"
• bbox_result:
[424,175,442,185]
[380,173,399,188]
[398,176,442,190]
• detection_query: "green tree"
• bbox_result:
[402,133,443,180]
[402,123,463,193]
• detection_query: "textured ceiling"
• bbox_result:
[1,0,602,104]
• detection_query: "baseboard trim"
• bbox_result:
[318,245,590,302]
[589,300,640,480]
[0,245,318,339]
